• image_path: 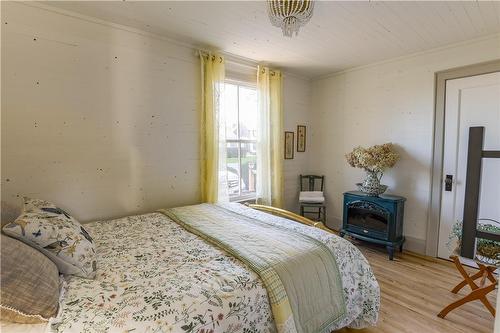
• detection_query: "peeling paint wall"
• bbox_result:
[1,2,313,222]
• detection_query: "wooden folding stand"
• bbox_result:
[438,256,497,318]
[437,127,500,319]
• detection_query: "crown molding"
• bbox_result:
[20,2,196,51]
[18,2,310,82]
[313,32,500,81]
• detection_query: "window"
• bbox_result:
[223,82,258,202]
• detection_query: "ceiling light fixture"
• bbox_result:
[267,0,314,37]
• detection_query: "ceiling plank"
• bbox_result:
[37,1,500,78]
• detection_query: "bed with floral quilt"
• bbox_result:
[46,203,379,333]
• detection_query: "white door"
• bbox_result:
[437,72,500,260]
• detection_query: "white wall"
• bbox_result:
[283,74,312,213]
[310,34,500,253]
[1,2,312,222]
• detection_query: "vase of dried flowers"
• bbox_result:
[345,143,400,196]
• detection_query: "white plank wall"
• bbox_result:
[309,34,500,253]
[1,3,201,222]
[283,75,312,214]
[1,2,312,222]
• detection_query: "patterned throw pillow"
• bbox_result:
[22,197,57,213]
[2,198,97,279]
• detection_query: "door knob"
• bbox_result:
[445,175,453,191]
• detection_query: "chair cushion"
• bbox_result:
[2,198,97,278]
[299,191,325,204]
[0,234,60,323]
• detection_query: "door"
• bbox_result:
[437,71,500,260]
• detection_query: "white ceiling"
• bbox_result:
[45,1,500,78]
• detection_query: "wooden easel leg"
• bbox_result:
[450,256,480,290]
[451,269,486,293]
[479,290,496,316]
[479,265,497,284]
[438,256,497,319]
[438,283,496,318]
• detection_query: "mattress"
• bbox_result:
[9,203,380,332]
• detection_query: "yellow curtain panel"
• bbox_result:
[199,52,226,203]
[256,66,284,208]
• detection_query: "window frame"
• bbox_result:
[224,79,258,202]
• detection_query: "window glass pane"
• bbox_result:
[226,142,240,198]
[240,142,257,196]
[223,82,257,201]
[224,83,238,140]
[238,86,258,140]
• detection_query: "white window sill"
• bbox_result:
[230,195,256,204]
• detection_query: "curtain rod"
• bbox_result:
[197,49,259,70]
[197,49,286,78]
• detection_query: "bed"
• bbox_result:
[2,203,379,333]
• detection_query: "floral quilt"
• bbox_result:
[49,203,379,333]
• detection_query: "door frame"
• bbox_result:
[426,59,500,257]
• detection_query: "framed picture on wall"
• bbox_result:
[297,125,306,152]
[284,131,294,159]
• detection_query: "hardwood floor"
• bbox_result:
[336,240,496,333]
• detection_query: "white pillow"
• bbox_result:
[2,198,96,279]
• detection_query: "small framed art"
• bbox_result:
[297,125,306,152]
[284,131,294,159]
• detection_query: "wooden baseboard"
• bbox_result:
[404,235,426,254]
[325,216,342,230]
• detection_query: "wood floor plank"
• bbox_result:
[335,240,496,333]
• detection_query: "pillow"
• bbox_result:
[2,198,97,278]
[22,197,57,213]
[1,235,60,323]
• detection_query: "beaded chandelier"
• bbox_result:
[267,0,314,37]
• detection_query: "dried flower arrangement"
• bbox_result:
[345,143,400,195]
[345,143,400,173]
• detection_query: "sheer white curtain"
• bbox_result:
[256,66,284,207]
